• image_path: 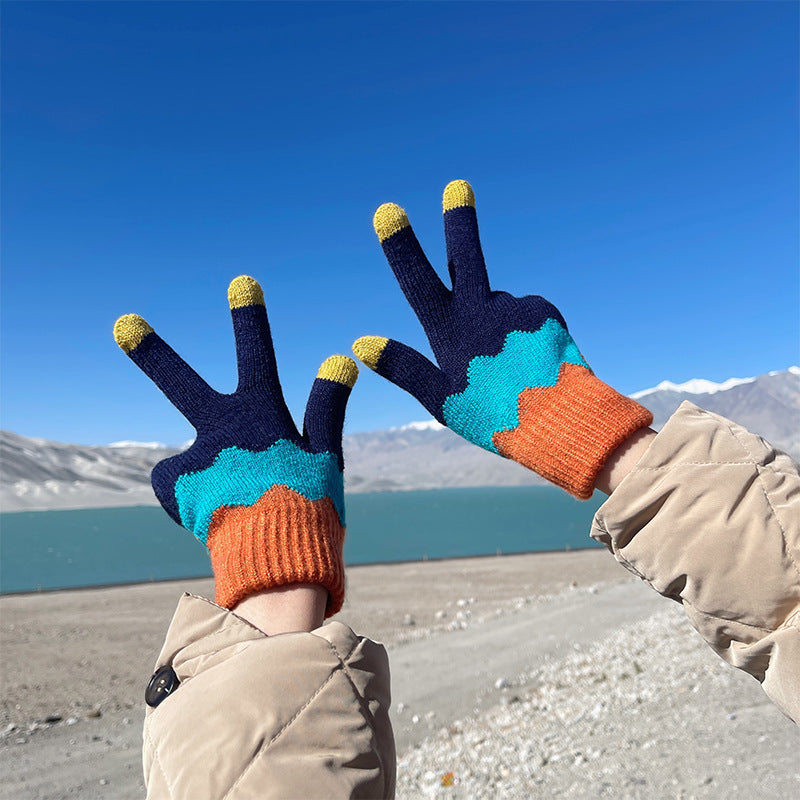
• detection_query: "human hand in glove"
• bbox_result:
[114,276,357,614]
[353,181,652,499]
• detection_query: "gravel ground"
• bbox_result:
[395,606,799,799]
[1,550,797,799]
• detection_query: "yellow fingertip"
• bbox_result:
[317,355,358,389]
[113,314,153,354]
[373,203,410,243]
[352,336,388,371]
[442,179,475,212]
[228,275,265,309]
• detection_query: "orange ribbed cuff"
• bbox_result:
[206,484,346,616]
[493,362,653,499]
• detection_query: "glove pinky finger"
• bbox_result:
[352,336,449,424]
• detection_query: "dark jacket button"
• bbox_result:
[145,665,180,708]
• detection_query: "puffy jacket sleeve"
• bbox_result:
[591,401,800,724]
[142,594,396,799]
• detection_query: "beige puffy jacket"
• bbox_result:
[143,605,395,800]
[591,402,799,722]
[142,403,799,798]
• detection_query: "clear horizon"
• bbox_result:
[2,364,795,448]
[3,2,798,444]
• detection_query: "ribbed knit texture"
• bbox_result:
[207,485,346,613]
[114,276,356,615]
[492,363,654,499]
[354,180,653,498]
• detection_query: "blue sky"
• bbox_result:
[3,1,798,445]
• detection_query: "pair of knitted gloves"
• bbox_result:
[114,181,652,616]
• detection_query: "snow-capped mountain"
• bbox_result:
[631,367,799,455]
[632,367,799,399]
[107,440,169,449]
[2,368,797,512]
[0,433,181,511]
[390,420,446,432]
[632,375,757,398]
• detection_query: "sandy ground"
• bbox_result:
[1,550,797,799]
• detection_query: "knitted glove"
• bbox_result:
[113,276,357,614]
[353,180,652,500]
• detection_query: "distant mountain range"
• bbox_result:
[631,367,799,453]
[2,367,797,512]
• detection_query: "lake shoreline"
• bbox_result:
[0,543,604,598]
[0,487,607,593]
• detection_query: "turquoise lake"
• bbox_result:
[0,486,605,594]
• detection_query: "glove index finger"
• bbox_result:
[374,202,411,244]
[113,314,217,426]
[303,355,358,461]
[316,354,359,389]
[374,202,450,323]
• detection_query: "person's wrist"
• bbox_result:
[493,367,654,499]
[594,426,657,495]
[232,583,328,635]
